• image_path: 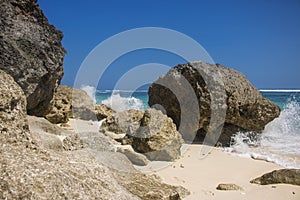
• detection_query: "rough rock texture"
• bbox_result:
[78,131,116,152]
[130,109,184,161]
[0,70,35,146]
[251,169,300,186]
[117,145,149,166]
[45,86,96,124]
[0,71,189,199]
[0,0,65,116]
[27,115,83,151]
[216,183,244,191]
[148,62,281,146]
[95,104,115,121]
[101,109,144,134]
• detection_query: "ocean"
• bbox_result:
[92,89,300,169]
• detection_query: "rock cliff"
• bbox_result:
[0,0,65,116]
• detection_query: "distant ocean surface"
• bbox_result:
[93,89,300,169]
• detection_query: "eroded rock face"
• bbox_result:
[45,86,96,124]
[250,169,300,186]
[95,104,115,121]
[0,0,66,116]
[130,109,184,161]
[148,62,281,146]
[101,109,144,134]
[0,70,34,146]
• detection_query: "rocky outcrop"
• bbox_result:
[0,72,189,200]
[216,183,244,191]
[0,70,35,147]
[45,86,96,124]
[101,109,144,134]
[148,61,281,146]
[27,115,83,151]
[117,145,149,166]
[130,109,184,161]
[95,104,115,120]
[0,0,66,116]
[251,169,300,186]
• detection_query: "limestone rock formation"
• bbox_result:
[130,108,184,161]
[148,61,281,146]
[117,145,149,166]
[0,70,35,146]
[0,0,66,116]
[45,86,96,124]
[27,115,83,151]
[250,169,300,186]
[95,104,115,120]
[0,71,189,200]
[101,109,144,134]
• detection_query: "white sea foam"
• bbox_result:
[226,100,300,169]
[101,92,145,112]
[80,85,97,104]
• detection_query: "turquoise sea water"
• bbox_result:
[93,89,300,168]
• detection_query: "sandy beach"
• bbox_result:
[136,144,300,200]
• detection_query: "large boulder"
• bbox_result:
[0,0,66,116]
[95,104,115,121]
[148,62,281,146]
[251,169,300,186]
[45,86,96,124]
[101,109,144,134]
[0,70,35,146]
[130,108,184,161]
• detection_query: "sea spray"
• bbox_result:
[101,92,146,112]
[80,85,97,104]
[227,100,300,169]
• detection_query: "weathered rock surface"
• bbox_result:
[251,169,300,186]
[45,85,96,124]
[0,0,65,116]
[101,109,144,134]
[0,71,189,200]
[130,109,184,161]
[148,61,281,146]
[95,104,115,121]
[27,115,83,151]
[0,70,35,146]
[216,183,244,191]
[78,131,116,152]
[117,145,149,166]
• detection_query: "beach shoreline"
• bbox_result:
[135,144,300,200]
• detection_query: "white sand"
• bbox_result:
[136,144,300,200]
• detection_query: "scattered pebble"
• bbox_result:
[271,186,276,189]
[292,192,295,195]
[180,164,184,168]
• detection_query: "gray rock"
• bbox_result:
[0,0,65,116]
[27,115,83,151]
[250,169,300,186]
[148,61,281,146]
[101,109,144,134]
[216,183,244,191]
[78,131,116,152]
[117,145,149,166]
[45,86,97,124]
[130,108,184,161]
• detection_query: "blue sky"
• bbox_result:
[38,0,300,89]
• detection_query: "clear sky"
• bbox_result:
[38,0,300,89]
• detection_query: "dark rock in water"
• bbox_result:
[250,169,300,186]
[0,70,36,147]
[216,183,244,191]
[130,108,184,161]
[0,0,66,116]
[45,86,96,124]
[148,61,281,146]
